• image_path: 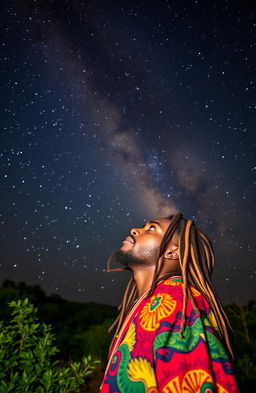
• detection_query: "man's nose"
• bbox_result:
[130,227,140,236]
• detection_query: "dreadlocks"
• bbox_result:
[106,212,234,360]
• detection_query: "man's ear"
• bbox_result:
[163,246,179,260]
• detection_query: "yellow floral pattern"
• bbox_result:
[163,369,213,393]
[205,311,219,332]
[139,293,177,331]
[164,277,183,286]
[216,384,229,393]
[182,369,213,392]
[162,369,229,393]
[190,286,201,297]
[121,322,136,351]
[127,357,157,390]
[164,277,201,297]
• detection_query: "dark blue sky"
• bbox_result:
[1,0,255,305]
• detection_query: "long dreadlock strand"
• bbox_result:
[197,240,211,281]
[201,242,213,275]
[190,227,211,284]
[188,226,234,359]
[198,230,215,270]
[179,219,193,337]
[107,277,135,334]
[124,282,137,314]
[187,287,200,317]
[106,248,136,338]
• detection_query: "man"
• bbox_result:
[100,213,238,393]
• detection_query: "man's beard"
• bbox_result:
[108,248,158,269]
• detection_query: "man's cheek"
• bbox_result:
[138,242,158,258]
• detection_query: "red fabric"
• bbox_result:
[100,276,239,393]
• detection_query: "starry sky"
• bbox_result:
[1,0,255,306]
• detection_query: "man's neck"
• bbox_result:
[132,266,182,298]
[132,267,155,298]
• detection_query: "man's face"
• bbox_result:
[109,217,172,268]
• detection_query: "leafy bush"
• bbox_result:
[226,302,256,390]
[0,298,100,393]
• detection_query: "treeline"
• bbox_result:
[0,280,116,362]
[0,280,255,391]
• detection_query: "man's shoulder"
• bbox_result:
[151,276,184,306]
[156,276,184,296]
[154,276,209,310]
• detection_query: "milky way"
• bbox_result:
[1,0,255,305]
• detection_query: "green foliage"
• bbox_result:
[0,280,116,361]
[0,298,100,393]
[76,318,114,360]
[225,301,256,390]
[236,354,256,384]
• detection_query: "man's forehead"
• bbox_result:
[154,217,172,224]
[154,218,171,227]
[144,217,171,229]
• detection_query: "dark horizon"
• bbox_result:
[1,276,255,307]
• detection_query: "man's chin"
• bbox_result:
[109,248,132,268]
[108,248,153,268]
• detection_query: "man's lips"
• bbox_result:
[122,235,135,244]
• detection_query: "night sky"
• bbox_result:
[1,0,255,306]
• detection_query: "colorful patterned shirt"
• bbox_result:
[100,276,238,393]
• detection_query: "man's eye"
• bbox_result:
[148,225,156,231]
